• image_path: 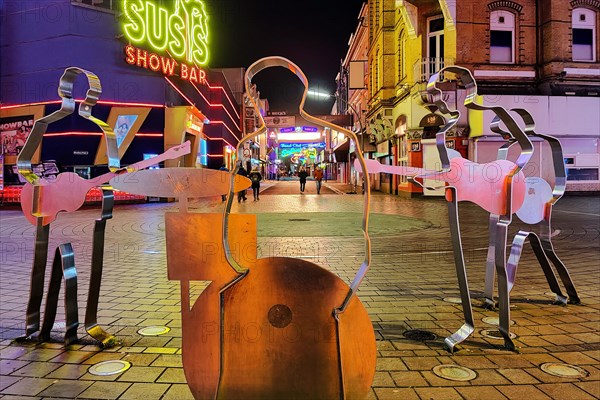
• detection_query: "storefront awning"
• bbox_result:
[333,139,350,162]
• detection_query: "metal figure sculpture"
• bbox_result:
[17,67,191,346]
[116,57,376,399]
[355,66,534,351]
[483,109,580,307]
[425,67,537,351]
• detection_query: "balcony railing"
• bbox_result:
[413,57,454,83]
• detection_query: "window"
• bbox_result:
[427,16,445,76]
[572,8,596,61]
[490,11,515,63]
[375,50,380,91]
[398,32,406,81]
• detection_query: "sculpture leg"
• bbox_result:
[25,220,50,337]
[39,243,79,345]
[443,189,475,353]
[527,233,568,305]
[506,231,529,294]
[538,220,580,304]
[493,221,515,351]
[484,214,499,309]
[85,189,117,347]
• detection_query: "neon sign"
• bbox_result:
[123,0,209,65]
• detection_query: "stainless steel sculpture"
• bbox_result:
[424,66,579,350]
[426,66,534,351]
[17,67,191,346]
[483,109,580,307]
[355,66,541,351]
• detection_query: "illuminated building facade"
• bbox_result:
[0,0,242,190]
[360,0,600,194]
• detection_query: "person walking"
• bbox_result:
[219,163,229,201]
[314,166,323,194]
[237,165,248,202]
[298,166,308,193]
[248,166,262,201]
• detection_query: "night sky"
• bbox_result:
[202,0,366,115]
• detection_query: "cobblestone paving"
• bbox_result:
[0,185,598,399]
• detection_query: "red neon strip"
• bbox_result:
[207,154,224,157]
[206,83,241,120]
[166,77,242,146]
[43,132,163,137]
[0,100,61,109]
[97,100,164,107]
[204,135,235,149]
[1,100,164,110]
[209,121,241,143]
[166,48,240,121]
[190,81,242,133]
[164,77,196,107]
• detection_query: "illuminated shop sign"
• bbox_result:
[279,142,325,150]
[122,0,209,82]
[279,142,325,162]
[280,127,295,133]
[278,131,322,141]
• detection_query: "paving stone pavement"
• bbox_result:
[0,183,598,399]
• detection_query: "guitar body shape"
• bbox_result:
[166,213,376,400]
[20,142,191,225]
[356,157,526,216]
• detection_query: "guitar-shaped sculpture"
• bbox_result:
[20,141,191,226]
[156,57,377,400]
[354,157,527,216]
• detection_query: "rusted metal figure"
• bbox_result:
[124,57,377,399]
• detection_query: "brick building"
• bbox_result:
[357,0,600,194]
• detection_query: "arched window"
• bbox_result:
[572,7,597,61]
[490,10,515,63]
[375,50,380,91]
[398,32,405,81]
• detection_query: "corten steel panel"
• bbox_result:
[165,212,256,282]
[166,213,256,400]
[219,257,376,400]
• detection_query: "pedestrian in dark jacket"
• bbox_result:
[248,166,262,200]
[298,167,308,193]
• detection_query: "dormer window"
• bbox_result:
[572,8,596,61]
[490,10,515,64]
